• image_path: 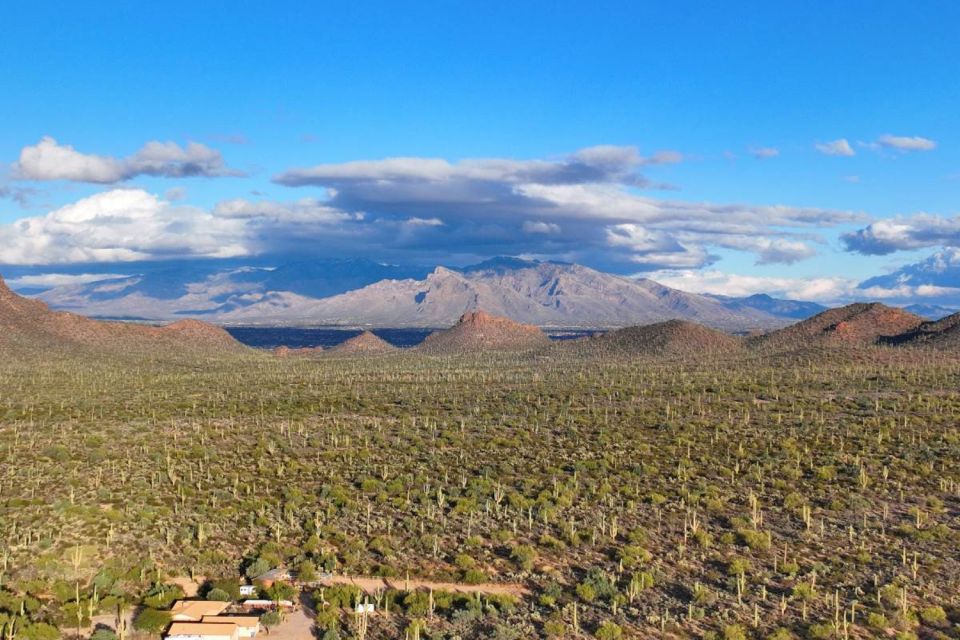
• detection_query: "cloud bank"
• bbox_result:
[271,146,860,269]
[0,147,863,270]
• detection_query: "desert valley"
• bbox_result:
[3,5,959,639]
[2,272,959,639]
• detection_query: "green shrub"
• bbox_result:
[595,621,623,640]
[133,609,171,635]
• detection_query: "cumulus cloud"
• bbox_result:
[0,190,387,266]
[14,137,243,183]
[815,139,855,157]
[876,134,936,152]
[0,189,249,264]
[843,214,960,255]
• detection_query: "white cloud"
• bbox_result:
[404,217,444,227]
[650,269,857,303]
[843,214,960,254]
[749,147,780,159]
[0,189,248,264]
[0,190,380,266]
[14,137,243,183]
[815,139,855,157]
[6,273,130,289]
[876,134,936,152]
[652,265,960,305]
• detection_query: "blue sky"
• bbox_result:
[2,1,959,302]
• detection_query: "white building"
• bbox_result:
[166,623,239,640]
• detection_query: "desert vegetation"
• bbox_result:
[1,340,959,639]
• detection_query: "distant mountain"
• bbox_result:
[707,293,827,320]
[901,303,958,320]
[214,260,797,331]
[28,256,825,331]
[416,310,550,354]
[749,303,924,350]
[36,258,432,320]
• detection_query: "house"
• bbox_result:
[170,601,231,622]
[201,617,260,638]
[240,599,294,612]
[252,568,291,589]
[238,585,256,597]
[166,623,239,640]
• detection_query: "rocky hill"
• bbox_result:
[567,320,743,358]
[416,310,551,354]
[749,303,924,350]
[882,311,960,348]
[327,330,398,355]
[0,275,246,356]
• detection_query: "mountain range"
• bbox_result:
[6,270,960,361]
[27,257,825,332]
[15,251,960,331]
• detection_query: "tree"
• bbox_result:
[206,588,232,602]
[133,609,171,635]
[266,581,297,603]
[260,611,281,634]
[245,559,271,580]
[297,560,318,583]
[206,579,241,602]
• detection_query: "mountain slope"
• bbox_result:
[563,320,743,358]
[883,312,960,348]
[416,310,550,354]
[0,274,246,356]
[749,303,924,350]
